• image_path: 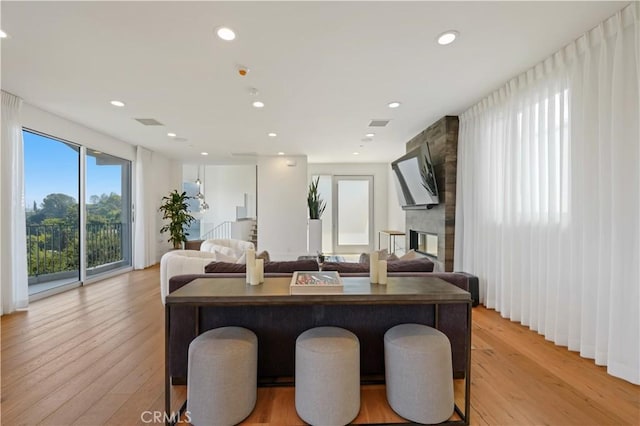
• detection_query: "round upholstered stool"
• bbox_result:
[295,326,360,426]
[384,323,454,424]
[187,327,257,426]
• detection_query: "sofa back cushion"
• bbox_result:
[322,258,435,273]
[265,259,318,273]
[205,259,319,274]
[204,261,247,273]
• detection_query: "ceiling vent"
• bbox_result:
[368,119,390,127]
[231,152,258,157]
[134,118,164,126]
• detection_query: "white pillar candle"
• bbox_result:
[250,259,262,286]
[256,258,264,283]
[378,260,388,285]
[369,251,379,283]
[246,248,256,284]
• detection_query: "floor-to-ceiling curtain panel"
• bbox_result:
[134,145,156,269]
[455,3,639,384]
[1,91,29,315]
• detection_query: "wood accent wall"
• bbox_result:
[405,116,459,271]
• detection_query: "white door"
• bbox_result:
[332,176,374,254]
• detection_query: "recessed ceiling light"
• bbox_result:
[0,30,8,39]
[167,132,177,138]
[216,27,236,41]
[388,101,401,109]
[437,30,458,46]
[352,152,360,156]
[277,152,285,156]
[201,152,209,156]
[268,132,277,137]
[252,101,265,108]
[365,133,375,137]
[110,100,125,107]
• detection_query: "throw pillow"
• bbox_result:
[214,250,237,263]
[235,251,247,264]
[400,249,419,261]
[359,249,390,264]
[256,250,270,262]
[387,253,399,261]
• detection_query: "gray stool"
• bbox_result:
[295,326,360,425]
[384,323,454,424]
[187,327,257,426]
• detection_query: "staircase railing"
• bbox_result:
[201,221,232,240]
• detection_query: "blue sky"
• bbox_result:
[24,131,124,210]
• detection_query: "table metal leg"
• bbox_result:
[165,306,171,425]
[464,301,472,425]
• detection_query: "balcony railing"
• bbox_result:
[26,223,124,278]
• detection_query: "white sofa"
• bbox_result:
[160,239,256,304]
[200,239,255,262]
[160,250,217,304]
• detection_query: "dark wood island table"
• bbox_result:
[165,275,472,425]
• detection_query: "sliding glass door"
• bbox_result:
[24,131,80,294]
[85,150,132,278]
[24,130,132,296]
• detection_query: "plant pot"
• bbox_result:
[308,219,322,253]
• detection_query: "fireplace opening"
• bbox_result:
[409,230,438,258]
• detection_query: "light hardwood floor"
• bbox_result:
[1,266,638,425]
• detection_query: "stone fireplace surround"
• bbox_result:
[404,116,458,272]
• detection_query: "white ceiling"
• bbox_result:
[1,1,629,164]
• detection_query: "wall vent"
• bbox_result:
[368,119,390,127]
[134,118,164,126]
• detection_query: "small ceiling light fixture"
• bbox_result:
[0,30,8,38]
[365,133,375,137]
[201,152,209,156]
[277,152,285,156]
[352,152,360,156]
[216,27,236,41]
[110,100,125,107]
[167,132,177,137]
[437,30,459,46]
[388,101,401,109]
[268,132,277,137]
[252,101,265,108]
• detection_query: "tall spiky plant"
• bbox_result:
[159,190,195,249]
[307,176,326,219]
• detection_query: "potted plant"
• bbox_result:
[159,190,196,249]
[307,177,326,253]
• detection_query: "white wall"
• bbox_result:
[21,103,180,265]
[151,154,181,261]
[308,163,404,251]
[183,164,256,237]
[257,156,308,259]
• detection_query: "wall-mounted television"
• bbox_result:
[391,143,439,210]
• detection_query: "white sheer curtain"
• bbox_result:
[134,145,156,269]
[1,91,29,315]
[455,4,639,384]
